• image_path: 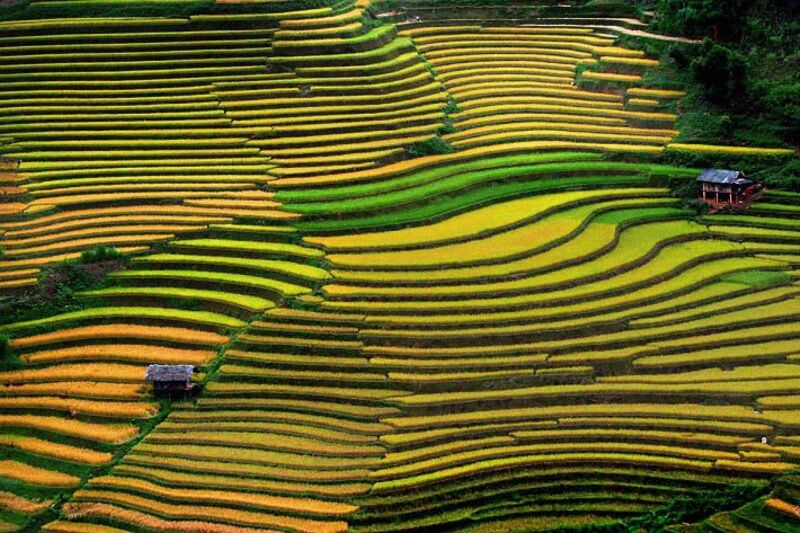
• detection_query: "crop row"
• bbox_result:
[323,251,774,314]
[0,435,112,466]
[112,463,370,499]
[333,207,689,285]
[0,396,155,418]
[0,460,80,488]
[12,325,226,350]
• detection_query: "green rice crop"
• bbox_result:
[135,253,330,281]
[372,453,713,492]
[1,307,245,332]
[278,155,675,205]
[270,36,413,65]
[81,287,275,312]
[112,270,312,296]
[169,239,323,258]
[335,206,689,284]
[388,377,800,408]
[284,160,665,214]
[323,244,767,313]
[297,175,652,233]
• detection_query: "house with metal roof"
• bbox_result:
[145,364,195,396]
[697,169,762,207]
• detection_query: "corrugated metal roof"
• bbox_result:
[697,169,750,185]
[145,364,194,382]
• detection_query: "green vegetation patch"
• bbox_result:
[82,287,275,312]
[1,306,245,333]
[296,175,653,233]
[720,269,792,288]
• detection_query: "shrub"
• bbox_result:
[438,117,456,135]
[652,0,750,40]
[444,96,461,115]
[80,245,123,264]
[690,39,748,106]
[0,257,127,326]
[761,82,800,140]
[407,137,455,157]
[0,333,9,360]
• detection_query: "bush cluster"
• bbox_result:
[0,247,126,326]
[407,136,455,157]
[80,245,123,264]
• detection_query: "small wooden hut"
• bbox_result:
[145,364,194,396]
[697,169,762,208]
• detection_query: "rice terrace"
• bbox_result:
[0,0,799,531]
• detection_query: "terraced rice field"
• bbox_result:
[0,0,798,532]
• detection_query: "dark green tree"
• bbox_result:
[690,39,748,106]
[654,0,749,40]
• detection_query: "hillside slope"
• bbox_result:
[0,1,799,532]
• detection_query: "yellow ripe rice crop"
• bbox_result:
[450,130,672,148]
[66,495,349,533]
[389,378,800,408]
[134,442,382,470]
[425,48,589,62]
[0,252,101,270]
[0,203,25,215]
[437,67,574,84]
[390,370,535,384]
[20,344,216,366]
[453,101,676,121]
[87,476,358,516]
[311,189,647,250]
[510,428,748,448]
[457,95,621,111]
[582,71,642,83]
[0,396,156,418]
[0,491,51,513]
[373,442,734,481]
[2,234,175,258]
[632,340,800,369]
[450,87,621,105]
[43,521,132,533]
[627,88,686,98]
[280,7,361,27]
[0,460,79,488]
[145,429,383,457]
[765,498,800,520]
[0,206,240,233]
[415,33,610,47]
[2,225,202,248]
[272,141,660,187]
[0,363,145,383]
[0,435,112,465]
[592,46,646,57]
[714,459,797,474]
[448,121,676,141]
[372,453,712,492]
[667,143,795,156]
[12,325,226,350]
[0,278,36,289]
[0,381,143,399]
[122,454,370,484]
[481,26,596,36]
[383,403,765,430]
[0,415,138,444]
[3,215,227,240]
[0,205,224,231]
[63,502,284,533]
[627,98,660,106]
[112,464,370,498]
[600,56,659,67]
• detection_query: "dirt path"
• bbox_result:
[523,22,701,44]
